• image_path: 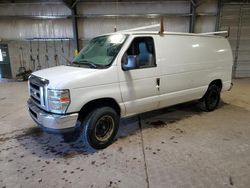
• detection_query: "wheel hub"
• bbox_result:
[95,115,114,142]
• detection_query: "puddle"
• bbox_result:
[174,128,185,134]
[0,127,42,143]
[62,151,87,159]
[149,120,166,128]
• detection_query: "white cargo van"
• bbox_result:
[27,30,233,149]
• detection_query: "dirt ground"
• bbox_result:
[0,78,249,188]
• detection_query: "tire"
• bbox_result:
[199,85,221,112]
[81,107,119,150]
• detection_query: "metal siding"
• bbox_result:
[78,17,190,39]
[77,1,190,15]
[0,3,71,16]
[0,19,73,40]
[237,6,250,77]
[77,1,190,39]
[196,0,218,13]
[6,40,74,77]
[220,4,250,77]
[195,0,217,33]
[195,16,217,33]
[0,1,220,78]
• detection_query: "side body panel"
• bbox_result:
[155,34,233,108]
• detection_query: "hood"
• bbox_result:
[32,65,98,89]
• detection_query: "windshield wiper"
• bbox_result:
[72,60,97,68]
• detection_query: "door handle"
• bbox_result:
[156,78,160,91]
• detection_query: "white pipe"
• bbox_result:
[119,24,160,32]
[198,31,228,35]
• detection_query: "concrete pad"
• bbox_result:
[0,82,31,134]
[0,78,250,188]
[140,103,250,188]
[0,118,147,188]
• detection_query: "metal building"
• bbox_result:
[1,1,250,188]
[0,0,249,78]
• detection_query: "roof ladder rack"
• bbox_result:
[198,27,230,38]
[116,17,165,34]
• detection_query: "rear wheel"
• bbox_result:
[200,85,221,111]
[81,107,119,150]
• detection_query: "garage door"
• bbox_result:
[220,3,250,77]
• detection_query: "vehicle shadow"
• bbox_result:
[117,100,217,138]
[13,100,228,159]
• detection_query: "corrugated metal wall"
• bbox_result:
[195,0,218,32]
[77,1,191,39]
[78,0,218,39]
[0,1,221,78]
[220,3,250,77]
[0,3,74,77]
[0,3,72,39]
[7,40,74,75]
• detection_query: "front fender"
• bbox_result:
[67,83,125,116]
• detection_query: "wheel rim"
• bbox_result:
[94,115,115,142]
[207,90,219,109]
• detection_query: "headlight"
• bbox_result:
[47,89,70,114]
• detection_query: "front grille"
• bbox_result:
[30,84,40,103]
[30,82,40,91]
[29,75,49,110]
[29,108,37,119]
[31,95,40,104]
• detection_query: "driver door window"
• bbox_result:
[122,37,156,69]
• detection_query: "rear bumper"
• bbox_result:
[222,81,233,91]
[27,99,79,134]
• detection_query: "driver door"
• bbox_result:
[118,36,160,116]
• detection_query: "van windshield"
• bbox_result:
[71,34,127,69]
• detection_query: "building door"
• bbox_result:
[0,44,12,78]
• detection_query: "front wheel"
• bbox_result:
[81,107,119,150]
[199,85,221,112]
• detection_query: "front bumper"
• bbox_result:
[27,98,79,134]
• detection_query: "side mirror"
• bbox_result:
[122,55,138,71]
